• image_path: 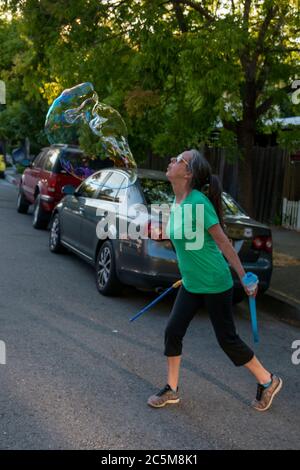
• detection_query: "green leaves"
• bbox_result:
[0,0,299,164]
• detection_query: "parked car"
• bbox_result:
[16,144,111,229]
[0,154,6,178]
[49,168,273,303]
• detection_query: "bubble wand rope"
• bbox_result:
[130,280,182,323]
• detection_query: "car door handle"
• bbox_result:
[79,207,85,214]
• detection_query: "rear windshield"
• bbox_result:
[57,150,112,177]
[139,177,247,216]
[222,193,247,217]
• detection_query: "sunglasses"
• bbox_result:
[171,154,190,167]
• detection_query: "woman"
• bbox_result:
[147,149,282,411]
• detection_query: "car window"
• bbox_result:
[58,150,113,177]
[76,171,109,198]
[114,176,128,203]
[43,148,60,171]
[115,184,127,203]
[222,193,247,217]
[97,172,126,202]
[59,150,87,176]
[32,150,47,168]
[139,178,174,205]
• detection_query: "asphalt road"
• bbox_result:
[0,179,299,450]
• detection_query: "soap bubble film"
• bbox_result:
[45,82,137,188]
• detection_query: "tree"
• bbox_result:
[0,13,49,152]
[1,0,299,216]
[113,0,300,214]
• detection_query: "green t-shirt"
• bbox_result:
[166,189,233,294]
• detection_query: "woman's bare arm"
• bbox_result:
[208,223,258,296]
[208,223,245,280]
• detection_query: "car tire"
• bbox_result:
[49,213,66,253]
[17,187,30,214]
[95,241,122,296]
[32,194,49,230]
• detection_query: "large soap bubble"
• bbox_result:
[45,82,137,188]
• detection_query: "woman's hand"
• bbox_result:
[242,283,259,298]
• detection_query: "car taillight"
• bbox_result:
[265,237,273,252]
[252,236,272,253]
[48,180,57,193]
[252,237,264,250]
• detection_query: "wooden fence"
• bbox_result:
[140,146,299,227]
[282,199,300,230]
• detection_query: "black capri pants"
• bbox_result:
[164,284,254,367]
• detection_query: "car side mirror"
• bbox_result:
[62,185,76,195]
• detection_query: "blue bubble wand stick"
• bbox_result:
[130,280,182,323]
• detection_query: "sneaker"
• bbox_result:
[252,374,283,412]
[147,384,180,408]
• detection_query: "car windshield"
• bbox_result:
[139,178,174,205]
[139,177,247,217]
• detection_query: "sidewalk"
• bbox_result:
[270,225,300,303]
[4,166,21,186]
[258,225,300,326]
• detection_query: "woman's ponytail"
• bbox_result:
[189,149,224,230]
[208,174,224,230]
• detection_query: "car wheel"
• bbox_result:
[32,194,49,230]
[49,214,65,253]
[17,187,30,214]
[95,241,122,296]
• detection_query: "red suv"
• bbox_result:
[16,144,95,229]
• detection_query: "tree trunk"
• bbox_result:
[237,125,255,217]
